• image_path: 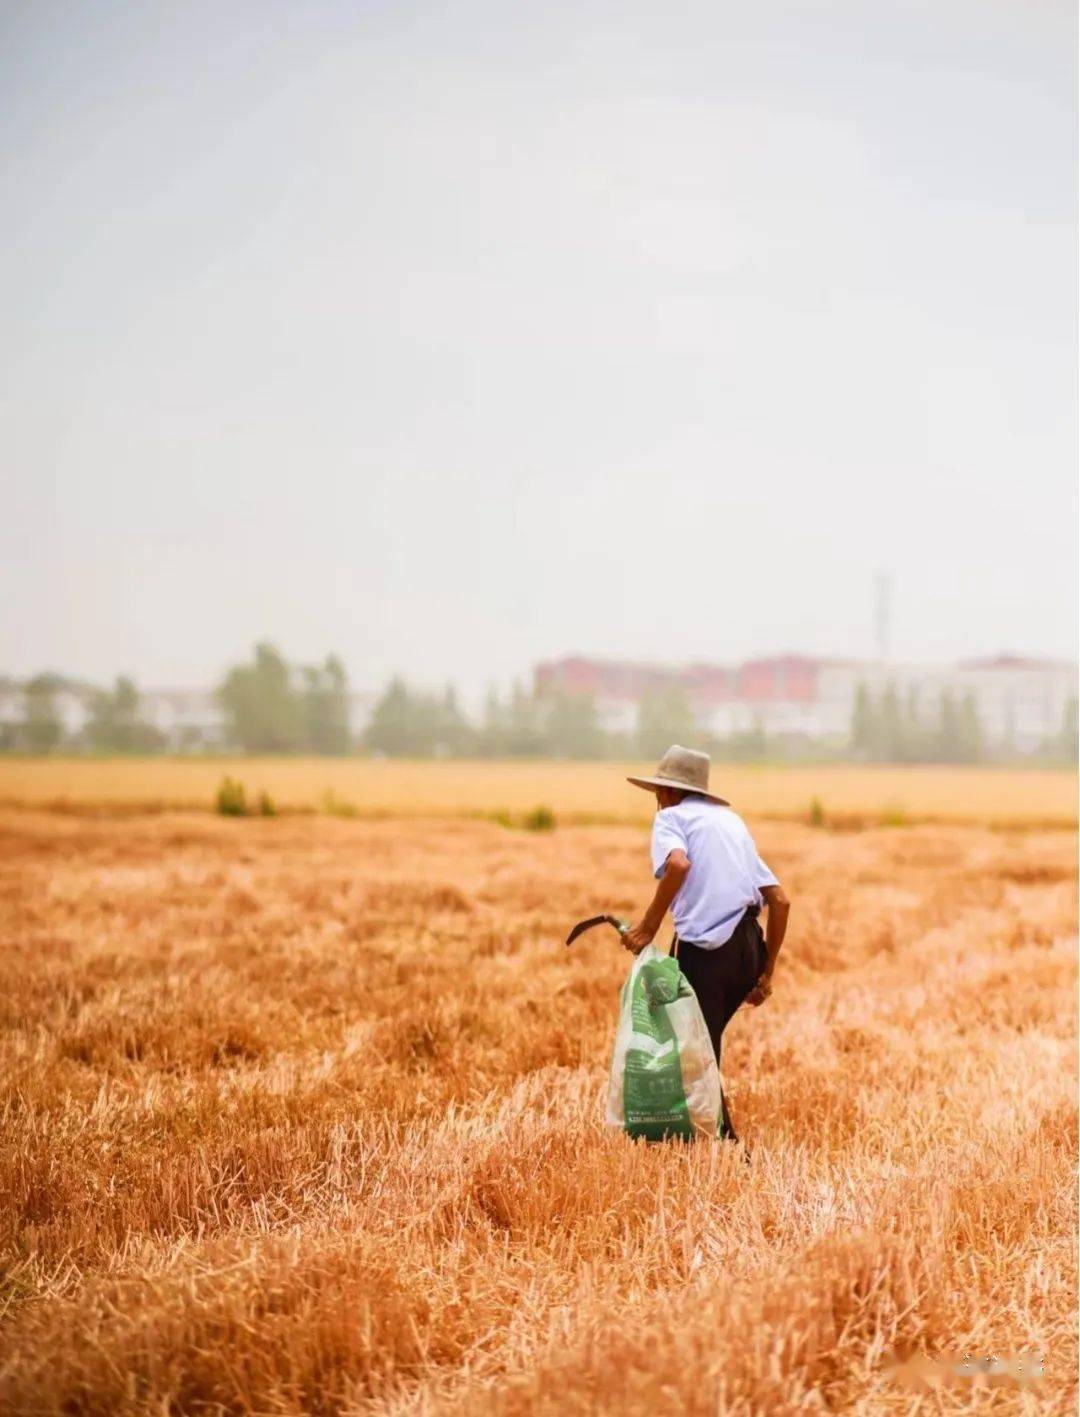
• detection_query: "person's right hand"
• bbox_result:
[622,922,653,954]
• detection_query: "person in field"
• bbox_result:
[621,744,790,1142]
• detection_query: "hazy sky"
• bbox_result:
[2,0,1076,698]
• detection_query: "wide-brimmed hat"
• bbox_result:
[627,744,728,805]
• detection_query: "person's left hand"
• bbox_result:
[622,922,654,954]
[744,975,773,1007]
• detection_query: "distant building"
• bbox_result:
[0,679,95,749]
[534,653,1077,751]
[53,688,93,740]
[955,656,1075,751]
[819,656,1075,753]
[347,692,376,742]
[139,689,228,751]
[536,654,853,741]
[534,657,685,735]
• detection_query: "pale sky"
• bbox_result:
[2,0,1076,699]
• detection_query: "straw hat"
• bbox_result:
[627,744,729,805]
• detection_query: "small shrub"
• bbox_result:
[215,776,248,817]
[322,790,358,819]
[523,804,556,832]
[490,810,514,829]
[808,796,826,828]
[256,791,277,818]
[880,803,909,827]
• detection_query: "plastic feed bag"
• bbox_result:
[606,944,722,1140]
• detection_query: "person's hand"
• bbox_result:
[744,973,773,1007]
[622,922,654,954]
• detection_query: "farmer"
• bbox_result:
[622,744,790,1141]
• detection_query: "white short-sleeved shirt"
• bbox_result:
[650,794,778,948]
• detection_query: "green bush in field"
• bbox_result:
[808,796,826,827]
[215,776,248,817]
[523,804,556,832]
[256,791,277,818]
[322,790,358,819]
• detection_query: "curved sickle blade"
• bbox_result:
[565,914,626,946]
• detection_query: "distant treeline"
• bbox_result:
[364,677,1078,765]
[7,673,168,755]
[0,647,352,757]
[2,643,1077,764]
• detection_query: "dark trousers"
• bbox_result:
[671,907,768,1141]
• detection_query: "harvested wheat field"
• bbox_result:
[0,757,1076,828]
[1,807,1076,1413]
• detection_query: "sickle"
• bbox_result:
[565,914,629,947]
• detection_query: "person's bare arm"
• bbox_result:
[623,849,690,953]
[745,882,790,1006]
[759,882,789,976]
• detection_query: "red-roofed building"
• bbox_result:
[533,653,1077,749]
[535,654,846,739]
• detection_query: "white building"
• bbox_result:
[955,657,1076,751]
[140,689,228,751]
[818,656,1075,752]
[536,653,1077,753]
[53,688,93,740]
[594,698,638,736]
[348,692,376,741]
[0,681,94,747]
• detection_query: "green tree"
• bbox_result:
[505,682,545,756]
[364,679,475,756]
[21,674,63,753]
[850,682,877,759]
[477,687,507,757]
[935,689,962,763]
[959,692,982,764]
[85,676,164,753]
[364,677,414,755]
[544,691,603,758]
[303,655,351,755]
[903,684,925,762]
[635,685,696,759]
[217,643,303,753]
[722,717,769,762]
[1061,696,1079,764]
[435,685,474,756]
[1001,696,1018,761]
[878,681,904,761]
